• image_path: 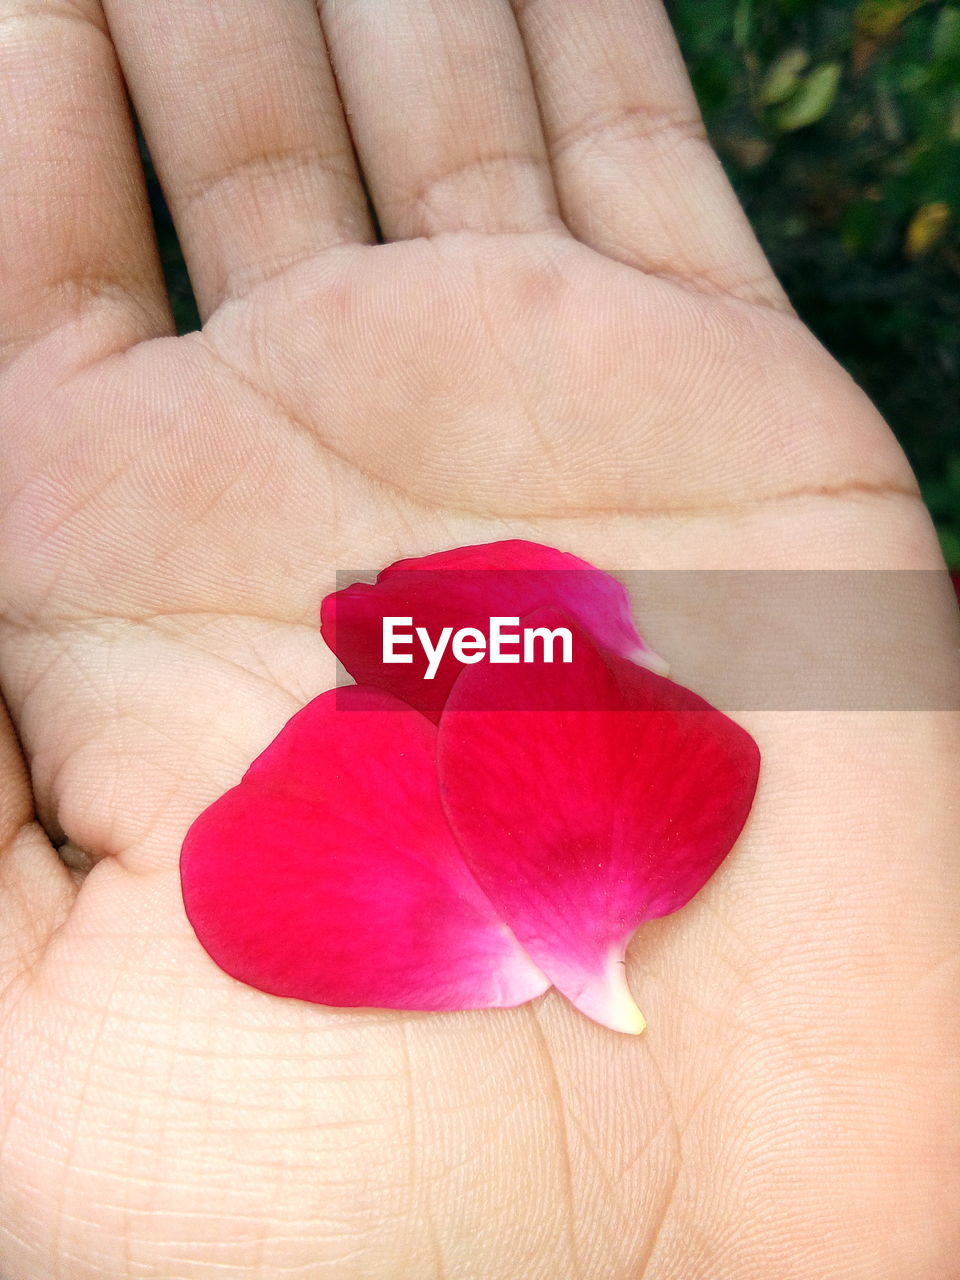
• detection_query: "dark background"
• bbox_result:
[146,0,960,564]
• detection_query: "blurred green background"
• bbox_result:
[671,0,960,565]
[148,0,960,563]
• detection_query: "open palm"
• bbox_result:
[1,2,958,1277]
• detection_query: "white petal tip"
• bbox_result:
[630,646,671,678]
[605,990,647,1036]
[566,959,647,1035]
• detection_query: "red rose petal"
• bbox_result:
[180,686,548,1012]
[321,539,664,720]
[437,613,760,1033]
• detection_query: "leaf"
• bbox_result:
[773,63,843,132]
[905,202,952,257]
[853,0,928,71]
[931,7,960,60]
[760,48,811,106]
[855,0,928,40]
[733,0,753,49]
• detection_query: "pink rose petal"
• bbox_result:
[321,539,665,720]
[180,686,548,1012]
[437,612,760,1034]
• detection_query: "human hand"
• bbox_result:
[1,2,958,1276]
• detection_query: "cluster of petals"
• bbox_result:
[180,541,760,1034]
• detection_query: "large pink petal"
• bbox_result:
[437,613,760,1033]
[180,686,548,1012]
[321,540,664,720]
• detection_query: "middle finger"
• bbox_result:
[319,0,561,240]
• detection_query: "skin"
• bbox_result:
[0,1,958,1277]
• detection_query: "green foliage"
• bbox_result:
[670,0,960,563]
[771,60,843,128]
[142,134,200,337]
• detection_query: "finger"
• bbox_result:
[512,0,790,310]
[101,0,373,319]
[319,0,561,239]
[0,0,172,370]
